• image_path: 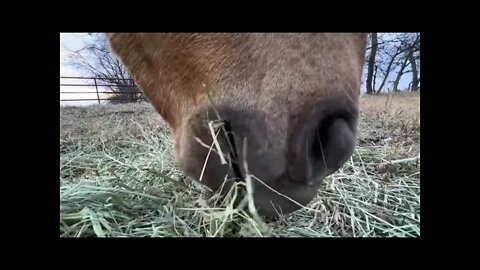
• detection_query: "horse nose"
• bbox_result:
[183,104,357,217]
[289,106,357,184]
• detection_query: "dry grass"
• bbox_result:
[60,91,420,237]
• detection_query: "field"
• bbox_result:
[60,91,420,237]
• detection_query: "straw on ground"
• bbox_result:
[60,92,420,237]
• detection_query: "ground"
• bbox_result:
[60,91,420,237]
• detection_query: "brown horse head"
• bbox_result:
[108,33,368,217]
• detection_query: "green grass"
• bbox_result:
[60,93,420,237]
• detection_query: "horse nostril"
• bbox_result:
[308,112,356,178]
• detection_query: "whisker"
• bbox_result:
[250,175,324,214]
[305,135,312,180]
[317,128,328,170]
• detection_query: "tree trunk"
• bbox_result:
[408,50,419,91]
[377,47,401,93]
[393,57,408,92]
[366,33,378,95]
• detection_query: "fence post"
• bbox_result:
[94,78,100,104]
[131,79,137,101]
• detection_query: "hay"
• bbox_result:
[60,94,420,237]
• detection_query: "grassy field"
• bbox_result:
[60,91,420,237]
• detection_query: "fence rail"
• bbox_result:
[60,98,146,102]
[60,76,145,104]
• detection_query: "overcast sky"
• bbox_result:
[60,33,100,106]
[60,33,415,107]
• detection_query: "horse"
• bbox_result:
[108,33,368,217]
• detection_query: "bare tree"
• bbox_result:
[407,33,420,91]
[64,33,145,104]
[392,33,420,92]
[375,44,403,93]
[365,33,378,95]
[392,57,409,92]
[362,32,420,94]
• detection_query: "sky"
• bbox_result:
[60,33,416,107]
[60,33,101,106]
